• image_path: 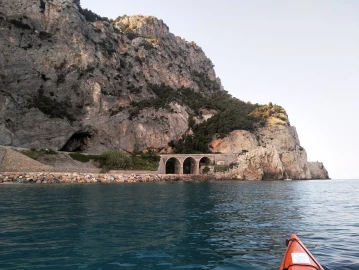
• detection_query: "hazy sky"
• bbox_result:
[81,0,359,179]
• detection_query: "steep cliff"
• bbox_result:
[211,107,329,180]
[0,0,221,153]
[0,0,329,179]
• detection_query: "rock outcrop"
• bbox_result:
[235,145,284,180]
[211,113,329,180]
[308,162,329,179]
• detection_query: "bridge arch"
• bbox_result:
[199,156,212,174]
[166,157,181,174]
[159,153,237,175]
[183,157,197,174]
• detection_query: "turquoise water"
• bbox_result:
[0,180,358,270]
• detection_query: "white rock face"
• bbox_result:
[212,121,328,180]
[234,145,284,180]
[308,162,329,179]
[256,125,300,152]
[281,150,311,179]
[211,130,258,154]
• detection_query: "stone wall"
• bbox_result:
[0,172,212,184]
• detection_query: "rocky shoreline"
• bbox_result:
[0,172,214,184]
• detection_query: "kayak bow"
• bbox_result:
[279,234,324,270]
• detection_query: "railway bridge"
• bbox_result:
[158,154,237,175]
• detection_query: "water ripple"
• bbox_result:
[0,180,358,269]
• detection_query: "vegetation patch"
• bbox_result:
[68,150,160,171]
[130,83,283,153]
[96,151,133,171]
[21,148,57,160]
[202,166,210,174]
[192,70,221,92]
[133,84,207,113]
[168,91,262,153]
[250,102,288,124]
[130,151,160,171]
[74,0,109,22]
[28,87,77,122]
[69,153,96,163]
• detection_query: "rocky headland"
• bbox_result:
[0,0,329,180]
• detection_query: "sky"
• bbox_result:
[81,0,359,179]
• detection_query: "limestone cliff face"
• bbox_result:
[0,0,329,179]
[211,130,258,154]
[308,162,329,179]
[211,113,329,180]
[234,145,284,180]
[0,0,222,152]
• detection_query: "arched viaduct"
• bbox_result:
[157,154,237,175]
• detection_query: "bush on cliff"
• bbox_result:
[74,0,109,22]
[130,83,275,153]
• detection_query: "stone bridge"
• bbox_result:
[157,154,238,175]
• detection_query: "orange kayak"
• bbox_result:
[279,234,324,270]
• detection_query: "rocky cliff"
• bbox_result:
[0,0,329,179]
[0,0,221,153]
[211,110,329,180]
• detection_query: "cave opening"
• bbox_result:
[60,130,92,152]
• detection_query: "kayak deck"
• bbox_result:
[279,234,324,270]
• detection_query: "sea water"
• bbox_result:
[0,179,358,270]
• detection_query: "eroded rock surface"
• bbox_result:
[211,130,258,154]
[0,0,222,152]
[308,162,329,179]
[212,117,329,180]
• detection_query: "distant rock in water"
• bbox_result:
[0,0,328,179]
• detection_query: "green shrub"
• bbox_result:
[22,149,40,160]
[202,166,210,174]
[69,153,92,163]
[79,7,109,22]
[97,151,133,170]
[130,83,287,154]
[130,151,160,171]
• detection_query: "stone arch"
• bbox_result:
[166,158,181,174]
[199,156,212,174]
[183,157,197,175]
